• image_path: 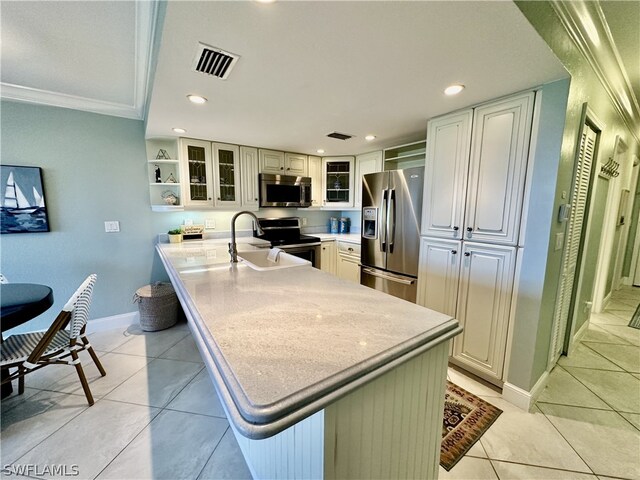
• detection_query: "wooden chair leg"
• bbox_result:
[71,350,94,406]
[18,366,25,395]
[81,336,106,377]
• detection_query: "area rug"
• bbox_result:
[440,381,502,471]
[628,303,640,329]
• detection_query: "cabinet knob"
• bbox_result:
[466,227,472,232]
[208,197,212,200]
[464,252,471,257]
[348,247,353,251]
[287,167,291,170]
[217,197,221,200]
[453,226,459,231]
[254,197,258,201]
[280,167,284,170]
[451,250,457,254]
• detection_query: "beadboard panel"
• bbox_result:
[232,410,325,479]
[323,342,449,479]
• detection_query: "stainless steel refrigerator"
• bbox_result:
[360,166,424,302]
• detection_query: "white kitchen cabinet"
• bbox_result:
[323,157,355,208]
[259,150,308,176]
[180,138,214,207]
[213,143,241,207]
[336,241,360,283]
[422,92,534,246]
[464,92,534,245]
[320,240,337,275]
[421,111,472,239]
[240,146,259,209]
[417,238,461,317]
[452,242,516,382]
[259,149,286,174]
[307,155,323,208]
[354,151,383,209]
[284,153,308,176]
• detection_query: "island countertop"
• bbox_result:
[157,240,460,439]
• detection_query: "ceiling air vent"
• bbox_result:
[192,43,240,80]
[326,132,354,141]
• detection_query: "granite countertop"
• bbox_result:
[156,241,459,439]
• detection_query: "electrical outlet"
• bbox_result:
[104,221,120,233]
[205,218,216,229]
[184,219,193,226]
[301,217,307,226]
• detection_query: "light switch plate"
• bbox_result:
[104,221,120,233]
[205,218,216,229]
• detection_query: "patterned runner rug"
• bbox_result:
[441,381,502,471]
[629,302,640,329]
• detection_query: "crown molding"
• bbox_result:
[0,0,158,121]
[550,1,640,144]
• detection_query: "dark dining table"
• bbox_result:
[0,283,54,398]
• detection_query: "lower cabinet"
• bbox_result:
[320,240,337,275]
[417,237,516,384]
[336,241,361,283]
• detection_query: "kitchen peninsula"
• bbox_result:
[157,239,461,479]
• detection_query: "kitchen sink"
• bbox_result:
[238,249,311,271]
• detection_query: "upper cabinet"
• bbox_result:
[354,151,383,209]
[213,142,241,207]
[322,156,355,208]
[465,93,534,245]
[259,150,308,176]
[421,111,473,239]
[284,153,308,176]
[180,138,214,207]
[307,155,323,208]
[240,146,259,209]
[421,92,535,245]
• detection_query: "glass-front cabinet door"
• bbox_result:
[180,139,213,206]
[322,156,355,208]
[213,143,241,207]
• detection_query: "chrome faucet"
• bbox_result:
[229,211,264,263]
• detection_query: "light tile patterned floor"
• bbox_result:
[1,287,639,479]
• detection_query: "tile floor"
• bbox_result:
[1,286,639,480]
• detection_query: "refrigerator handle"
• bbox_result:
[362,267,415,285]
[380,189,388,252]
[388,189,396,253]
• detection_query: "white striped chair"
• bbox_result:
[0,274,106,405]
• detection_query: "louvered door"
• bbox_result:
[548,125,598,367]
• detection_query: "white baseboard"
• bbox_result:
[87,311,139,333]
[570,317,590,352]
[623,276,633,286]
[502,370,549,412]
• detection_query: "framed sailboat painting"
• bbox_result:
[0,165,50,234]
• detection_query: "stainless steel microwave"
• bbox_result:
[259,174,312,208]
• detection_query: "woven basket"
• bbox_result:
[133,282,178,332]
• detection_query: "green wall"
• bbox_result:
[512,1,640,390]
[1,100,335,333]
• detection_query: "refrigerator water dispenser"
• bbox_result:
[362,207,378,239]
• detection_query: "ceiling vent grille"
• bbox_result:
[326,132,354,141]
[192,43,239,80]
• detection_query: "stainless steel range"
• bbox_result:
[253,217,321,268]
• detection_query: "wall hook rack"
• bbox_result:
[600,157,620,178]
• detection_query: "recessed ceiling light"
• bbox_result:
[187,95,208,104]
[172,128,187,134]
[255,0,276,3]
[444,84,465,96]
[365,135,376,141]
[317,149,325,154]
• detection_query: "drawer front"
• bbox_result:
[338,241,361,257]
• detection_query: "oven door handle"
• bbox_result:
[278,242,321,249]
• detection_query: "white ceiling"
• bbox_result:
[1,1,634,155]
[0,1,154,119]
[146,1,568,155]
